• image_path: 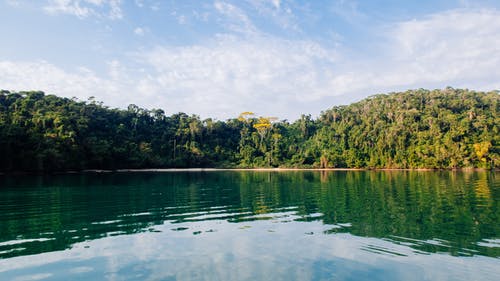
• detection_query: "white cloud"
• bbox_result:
[44,0,92,18]
[134,34,339,118]
[43,0,123,19]
[134,8,500,118]
[271,0,280,10]
[331,0,365,24]
[0,60,129,106]
[134,0,144,8]
[150,3,159,11]
[246,0,299,31]
[177,14,187,25]
[170,12,187,25]
[248,0,281,11]
[108,0,122,19]
[2,8,499,120]
[278,8,500,101]
[368,9,500,92]
[214,1,257,34]
[0,32,340,120]
[107,60,126,81]
[134,27,145,36]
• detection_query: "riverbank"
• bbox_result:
[84,167,495,173]
[1,167,496,176]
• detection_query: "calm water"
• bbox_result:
[0,171,498,281]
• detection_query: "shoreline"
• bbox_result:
[91,167,495,173]
[1,167,496,176]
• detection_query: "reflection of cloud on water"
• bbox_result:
[0,219,499,281]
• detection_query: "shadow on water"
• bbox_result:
[0,170,498,259]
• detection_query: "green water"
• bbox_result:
[0,171,498,280]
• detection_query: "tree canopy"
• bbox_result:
[0,88,498,172]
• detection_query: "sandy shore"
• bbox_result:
[79,167,495,173]
[1,167,494,175]
[82,168,364,173]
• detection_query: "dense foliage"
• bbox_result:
[0,88,498,172]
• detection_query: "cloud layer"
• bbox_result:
[44,0,123,19]
[1,5,499,120]
[387,9,500,90]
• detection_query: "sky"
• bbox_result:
[1,0,499,120]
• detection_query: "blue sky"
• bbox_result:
[1,0,499,120]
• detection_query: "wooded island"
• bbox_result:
[0,88,498,172]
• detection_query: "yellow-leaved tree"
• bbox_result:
[473,141,491,164]
[253,117,278,144]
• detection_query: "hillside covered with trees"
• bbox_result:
[0,88,498,172]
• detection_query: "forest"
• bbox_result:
[0,88,498,172]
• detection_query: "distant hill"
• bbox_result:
[0,88,498,172]
[314,88,498,168]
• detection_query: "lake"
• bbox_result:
[0,171,498,280]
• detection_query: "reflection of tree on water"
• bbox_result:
[0,171,498,259]
[475,172,492,200]
[317,171,499,257]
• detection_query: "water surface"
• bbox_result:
[0,171,498,280]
